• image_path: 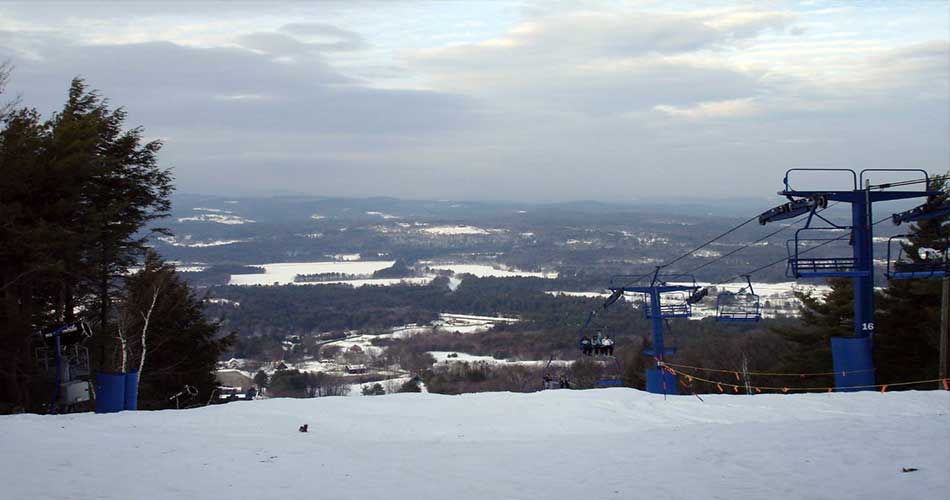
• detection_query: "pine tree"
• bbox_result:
[875,175,948,384]
[119,252,234,408]
[772,279,853,389]
[46,78,173,342]
[0,106,54,411]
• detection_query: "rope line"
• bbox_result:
[659,361,875,377]
[664,364,948,393]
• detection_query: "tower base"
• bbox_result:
[831,336,875,391]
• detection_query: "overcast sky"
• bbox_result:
[1,1,947,202]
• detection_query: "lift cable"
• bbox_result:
[614,175,937,290]
[711,213,893,287]
[681,202,842,278]
[613,214,761,290]
[662,215,760,269]
[867,173,950,191]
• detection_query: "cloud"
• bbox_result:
[654,98,760,121]
[279,23,367,51]
[0,3,945,202]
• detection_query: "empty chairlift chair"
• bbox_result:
[885,200,950,280]
[716,276,762,323]
[786,227,866,278]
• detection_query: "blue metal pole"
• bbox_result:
[830,191,876,391]
[651,289,664,364]
[645,288,678,394]
[852,197,874,337]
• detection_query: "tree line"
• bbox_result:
[0,69,230,413]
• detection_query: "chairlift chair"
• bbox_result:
[642,291,691,318]
[886,199,950,280]
[885,235,949,279]
[786,227,867,278]
[716,275,762,323]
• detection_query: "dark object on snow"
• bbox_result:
[299,424,308,433]
[901,467,918,473]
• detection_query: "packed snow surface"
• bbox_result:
[4,390,947,500]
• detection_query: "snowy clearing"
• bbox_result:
[326,253,361,261]
[177,213,254,224]
[365,211,401,219]
[158,236,248,248]
[3,390,947,500]
[547,282,830,319]
[420,225,491,235]
[430,351,572,367]
[428,263,558,279]
[228,261,395,286]
[293,277,435,288]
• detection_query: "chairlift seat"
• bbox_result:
[888,260,949,279]
[788,257,869,278]
[715,276,762,323]
[885,235,949,280]
[645,302,691,319]
[717,308,762,322]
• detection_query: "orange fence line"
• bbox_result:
[659,363,948,393]
[658,360,875,378]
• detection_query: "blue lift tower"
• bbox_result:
[759,168,939,391]
[609,269,703,394]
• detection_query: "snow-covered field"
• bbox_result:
[546,281,830,319]
[177,208,255,225]
[4,390,947,500]
[420,225,492,235]
[228,261,395,286]
[158,235,248,248]
[428,263,558,279]
[430,351,572,367]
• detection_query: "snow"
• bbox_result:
[177,212,254,224]
[206,298,240,307]
[365,211,401,220]
[228,261,396,286]
[158,236,248,248]
[420,225,490,235]
[326,253,361,261]
[292,277,435,288]
[429,263,558,279]
[545,290,611,299]
[4,390,947,500]
[429,351,572,367]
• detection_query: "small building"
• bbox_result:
[345,364,367,374]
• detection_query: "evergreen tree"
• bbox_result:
[875,175,949,384]
[253,370,269,389]
[118,252,234,408]
[0,106,55,411]
[773,279,852,390]
[45,78,172,344]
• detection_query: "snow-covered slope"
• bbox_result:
[4,390,948,500]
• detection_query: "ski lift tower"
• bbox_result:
[609,268,702,395]
[759,168,938,391]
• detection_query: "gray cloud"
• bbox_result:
[279,23,367,51]
[0,4,946,202]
